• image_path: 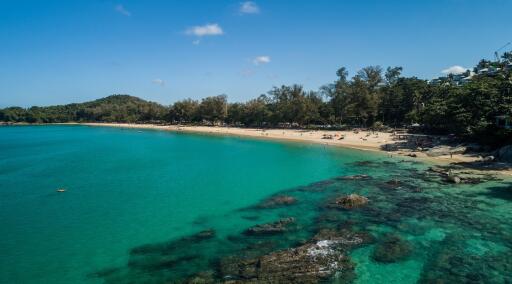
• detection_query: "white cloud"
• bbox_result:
[240,1,260,14]
[442,65,468,75]
[185,23,224,37]
[192,39,201,45]
[152,79,165,86]
[115,4,131,16]
[253,55,270,65]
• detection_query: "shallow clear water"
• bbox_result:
[1,125,511,283]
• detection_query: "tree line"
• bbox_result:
[1,53,511,145]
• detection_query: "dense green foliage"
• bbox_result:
[1,55,511,145]
[0,95,167,123]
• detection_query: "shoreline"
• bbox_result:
[80,122,511,176]
[4,122,511,176]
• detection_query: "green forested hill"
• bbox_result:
[0,95,167,123]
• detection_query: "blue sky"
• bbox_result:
[1,0,511,107]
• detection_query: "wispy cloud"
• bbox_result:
[240,1,260,14]
[152,79,165,86]
[267,74,279,80]
[240,68,254,77]
[115,4,131,16]
[192,39,201,45]
[253,55,270,65]
[185,23,224,37]
[442,65,468,75]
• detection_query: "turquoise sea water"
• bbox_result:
[1,125,511,283]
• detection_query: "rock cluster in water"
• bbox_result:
[327,194,369,209]
[255,195,297,209]
[218,229,370,283]
[427,166,497,185]
[130,228,215,256]
[243,217,296,236]
[337,174,371,180]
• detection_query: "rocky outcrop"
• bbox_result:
[428,166,447,175]
[496,145,512,163]
[429,167,460,181]
[327,194,369,210]
[446,173,461,184]
[255,195,297,209]
[220,229,370,283]
[371,234,412,263]
[426,145,466,157]
[243,218,296,236]
[427,167,490,185]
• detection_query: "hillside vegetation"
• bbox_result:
[0,95,167,123]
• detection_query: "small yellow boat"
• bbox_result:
[56,188,66,192]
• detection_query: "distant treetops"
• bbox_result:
[1,53,511,146]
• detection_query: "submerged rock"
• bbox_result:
[130,229,215,255]
[308,180,335,188]
[193,229,216,240]
[371,234,412,263]
[127,254,199,272]
[185,271,216,284]
[241,215,260,221]
[88,267,122,278]
[327,194,369,210]
[243,218,296,236]
[353,161,377,167]
[337,174,371,180]
[255,195,297,209]
[384,179,403,189]
[315,212,343,226]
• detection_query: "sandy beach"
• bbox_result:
[83,123,395,151]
